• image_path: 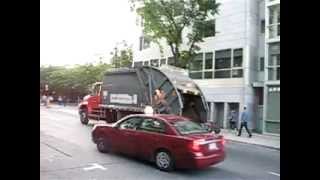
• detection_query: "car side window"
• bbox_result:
[138,118,166,134]
[119,117,142,130]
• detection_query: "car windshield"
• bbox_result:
[173,120,208,135]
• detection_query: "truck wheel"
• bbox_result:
[97,139,110,153]
[155,150,174,172]
[80,110,89,125]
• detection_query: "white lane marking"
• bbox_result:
[83,163,107,171]
[268,171,280,176]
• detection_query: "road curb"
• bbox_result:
[225,139,280,151]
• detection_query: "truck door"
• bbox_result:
[88,83,102,112]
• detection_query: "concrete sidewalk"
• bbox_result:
[220,129,280,150]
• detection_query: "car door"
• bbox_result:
[136,118,167,160]
[113,117,142,156]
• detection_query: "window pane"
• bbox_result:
[259,57,265,71]
[190,53,203,71]
[160,59,166,66]
[268,67,280,80]
[261,20,265,33]
[139,118,165,133]
[134,61,143,67]
[204,71,213,79]
[143,61,150,66]
[205,53,213,69]
[265,121,280,134]
[233,49,243,67]
[150,59,159,67]
[232,69,243,78]
[214,70,231,79]
[268,42,280,66]
[215,49,231,69]
[266,86,280,121]
[143,36,151,49]
[189,72,203,79]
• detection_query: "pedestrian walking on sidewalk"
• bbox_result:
[237,106,252,138]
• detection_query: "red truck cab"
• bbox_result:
[78,82,102,124]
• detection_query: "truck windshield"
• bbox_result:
[173,120,208,135]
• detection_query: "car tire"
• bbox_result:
[80,110,89,125]
[155,150,174,172]
[96,139,110,153]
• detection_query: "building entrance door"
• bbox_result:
[213,103,224,128]
[227,103,239,129]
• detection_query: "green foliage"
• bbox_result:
[110,44,133,68]
[40,62,111,96]
[130,0,220,68]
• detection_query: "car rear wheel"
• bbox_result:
[97,139,110,153]
[80,110,89,125]
[155,150,174,172]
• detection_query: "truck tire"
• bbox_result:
[80,109,89,125]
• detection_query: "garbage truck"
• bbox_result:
[78,65,220,133]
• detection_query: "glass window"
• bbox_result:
[269,5,280,38]
[139,36,143,51]
[143,61,150,66]
[215,49,231,69]
[268,42,280,80]
[205,53,213,69]
[232,69,243,78]
[190,53,203,71]
[150,59,159,67]
[233,48,243,67]
[261,20,265,33]
[268,67,280,80]
[173,120,208,135]
[160,58,166,66]
[134,61,143,67]
[143,36,151,49]
[259,57,265,71]
[266,86,280,121]
[214,70,231,78]
[189,72,203,79]
[204,71,213,79]
[138,118,165,133]
[119,117,143,130]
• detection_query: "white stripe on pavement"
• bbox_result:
[268,171,280,177]
[83,163,107,171]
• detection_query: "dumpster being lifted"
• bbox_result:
[78,65,218,132]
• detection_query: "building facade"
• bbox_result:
[132,0,280,135]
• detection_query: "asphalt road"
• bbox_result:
[40,105,280,180]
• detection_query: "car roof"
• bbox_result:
[129,114,189,123]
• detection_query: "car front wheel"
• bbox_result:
[155,150,174,171]
[97,139,110,153]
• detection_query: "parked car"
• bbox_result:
[91,114,226,171]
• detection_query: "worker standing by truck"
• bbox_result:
[153,89,171,114]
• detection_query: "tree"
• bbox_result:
[130,0,220,68]
[40,62,111,99]
[110,41,133,68]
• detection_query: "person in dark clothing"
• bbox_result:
[237,106,252,138]
[228,110,237,131]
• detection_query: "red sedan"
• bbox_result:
[91,114,226,171]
